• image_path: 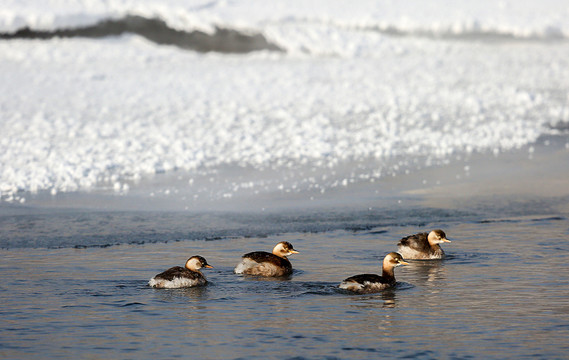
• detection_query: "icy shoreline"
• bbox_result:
[1,1,569,203]
[3,133,567,216]
[2,35,568,203]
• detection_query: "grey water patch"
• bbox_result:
[356,24,568,43]
[0,206,480,249]
[548,121,569,133]
[1,193,565,249]
[0,15,283,54]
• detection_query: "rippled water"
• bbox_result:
[1,211,568,359]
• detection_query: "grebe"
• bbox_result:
[397,229,451,260]
[149,256,212,288]
[339,252,408,294]
[234,241,299,277]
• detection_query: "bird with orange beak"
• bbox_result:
[397,229,451,260]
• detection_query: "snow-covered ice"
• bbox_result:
[1,0,569,203]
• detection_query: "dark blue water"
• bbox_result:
[1,201,569,359]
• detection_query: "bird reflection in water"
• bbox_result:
[407,259,447,286]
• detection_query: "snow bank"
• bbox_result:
[1,1,569,203]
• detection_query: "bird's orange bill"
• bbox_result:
[442,238,452,243]
[204,265,214,268]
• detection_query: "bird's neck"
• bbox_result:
[382,266,396,283]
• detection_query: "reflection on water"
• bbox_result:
[151,285,212,303]
[407,259,447,285]
[346,286,402,309]
[1,217,569,359]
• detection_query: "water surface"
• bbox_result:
[1,213,568,359]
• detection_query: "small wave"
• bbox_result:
[341,346,380,353]
[0,15,283,54]
[120,302,146,307]
[297,282,340,296]
[477,215,566,225]
[446,251,524,266]
[531,216,566,222]
[368,229,388,235]
[477,219,521,224]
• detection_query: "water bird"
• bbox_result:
[234,241,299,277]
[397,229,451,260]
[149,256,213,288]
[339,252,408,294]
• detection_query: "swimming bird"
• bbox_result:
[339,252,408,294]
[397,229,451,260]
[149,256,213,288]
[234,241,299,277]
